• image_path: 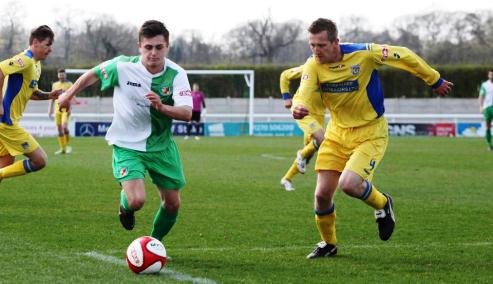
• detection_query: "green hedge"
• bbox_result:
[38,65,490,98]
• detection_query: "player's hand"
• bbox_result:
[58,93,70,110]
[50,89,63,100]
[432,79,453,97]
[145,92,163,110]
[284,99,292,109]
[48,112,53,119]
[293,105,309,120]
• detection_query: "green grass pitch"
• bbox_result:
[1,136,492,283]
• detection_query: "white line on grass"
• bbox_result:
[169,241,493,252]
[83,251,217,284]
[260,153,287,160]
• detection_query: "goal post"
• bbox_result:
[66,69,256,135]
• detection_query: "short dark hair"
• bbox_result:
[139,20,169,43]
[57,68,66,73]
[308,18,338,42]
[29,25,54,45]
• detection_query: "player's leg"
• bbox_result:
[192,111,201,140]
[307,133,346,259]
[484,107,492,150]
[55,111,66,154]
[146,140,186,241]
[296,116,325,173]
[62,111,72,153]
[0,126,45,180]
[151,188,181,241]
[339,118,394,240]
[112,145,147,230]
[119,179,146,230]
[185,120,191,139]
[306,169,340,259]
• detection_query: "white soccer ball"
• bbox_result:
[126,236,167,274]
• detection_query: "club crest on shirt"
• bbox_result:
[21,142,29,150]
[351,64,361,75]
[16,58,24,67]
[161,86,171,96]
[119,167,128,177]
[381,45,389,61]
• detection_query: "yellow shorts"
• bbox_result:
[316,117,388,181]
[55,108,70,126]
[0,123,40,156]
[296,114,325,145]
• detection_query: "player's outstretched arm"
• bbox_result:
[59,70,99,110]
[432,79,454,97]
[145,92,192,122]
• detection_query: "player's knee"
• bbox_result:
[338,178,359,196]
[128,199,145,210]
[164,200,180,213]
[314,192,331,206]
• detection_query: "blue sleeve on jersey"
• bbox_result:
[340,43,368,55]
[1,74,23,125]
[366,70,385,117]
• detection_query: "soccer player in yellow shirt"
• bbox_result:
[48,68,74,154]
[279,65,326,191]
[293,18,453,258]
[0,25,62,183]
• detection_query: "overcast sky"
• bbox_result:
[9,0,492,41]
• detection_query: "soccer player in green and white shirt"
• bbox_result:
[479,69,493,151]
[58,20,193,242]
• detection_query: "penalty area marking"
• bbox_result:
[83,251,217,284]
[260,153,287,160]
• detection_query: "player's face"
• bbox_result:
[32,38,54,61]
[488,71,493,82]
[139,35,169,73]
[309,31,339,64]
[58,72,66,81]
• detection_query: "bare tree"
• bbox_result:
[227,15,303,63]
[78,17,138,62]
[0,1,26,58]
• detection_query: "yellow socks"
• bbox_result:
[362,180,388,209]
[57,135,66,151]
[315,204,337,245]
[300,140,317,159]
[0,160,34,179]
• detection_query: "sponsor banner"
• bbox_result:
[75,122,111,136]
[433,123,456,137]
[75,121,205,137]
[205,122,249,136]
[253,122,303,136]
[19,120,59,137]
[388,123,435,136]
[172,122,204,136]
[204,122,303,136]
[457,122,483,137]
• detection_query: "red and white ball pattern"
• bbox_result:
[126,236,167,274]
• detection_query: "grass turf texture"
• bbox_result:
[0,136,492,283]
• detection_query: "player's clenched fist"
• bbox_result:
[293,105,309,119]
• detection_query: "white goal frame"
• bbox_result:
[66,69,256,135]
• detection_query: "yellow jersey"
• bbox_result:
[52,80,73,112]
[280,65,325,117]
[298,43,441,128]
[0,49,41,126]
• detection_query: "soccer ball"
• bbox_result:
[126,236,167,274]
